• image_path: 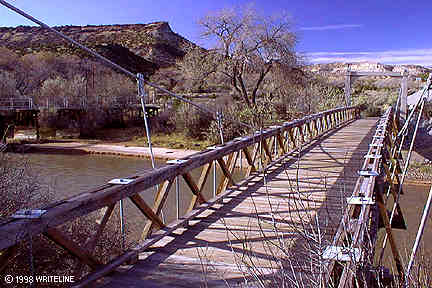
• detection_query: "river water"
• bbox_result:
[21,153,158,200]
[11,152,240,233]
[379,183,432,270]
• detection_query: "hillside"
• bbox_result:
[305,61,431,77]
[0,22,195,75]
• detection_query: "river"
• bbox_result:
[10,152,241,233]
[379,183,432,270]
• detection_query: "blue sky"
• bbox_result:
[1,0,431,66]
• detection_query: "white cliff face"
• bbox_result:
[306,61,431,76]
[349,62,390,72]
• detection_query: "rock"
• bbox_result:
[0,22,198,75]
[305,61,431,77]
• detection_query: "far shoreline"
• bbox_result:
[16,141,200,161]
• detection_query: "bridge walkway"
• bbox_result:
[99,118,376,287]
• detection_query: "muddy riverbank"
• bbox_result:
[18,141,199,160]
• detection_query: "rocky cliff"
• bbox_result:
[306,61,431,76]
[0,22,195,75]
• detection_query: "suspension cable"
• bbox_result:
[216,110,225,145]
[137,74,156,169]
[378,97,427,266]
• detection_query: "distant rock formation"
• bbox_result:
[305,61,431,77]
[0,22,196,75]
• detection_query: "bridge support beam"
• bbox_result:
[345,70,352,106]
[0,115,4,143]
[0,109,39,141]
[400,71,408,121]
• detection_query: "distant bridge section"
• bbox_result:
[0,97,34,110]
[345,69,408,118]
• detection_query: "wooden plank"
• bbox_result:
[376,179,404,280]
[268,136,276,158]
[74,117,373,288]
[345,70,352,106]
[306,121,312,140]
[287,128,296,149]
[130,194,165,229]
[323,111,393,286]
[87,204,116,251]
[246,143,260,177]
[187,163,213,213]
[44,228,102,269]
[74,204,116,276]
[281,130,290,151]
[276,134,287,155]
[261,138,273,163]
[182,172,207,204]
[312,119,318,137]
[142,179,174,239]
[242,146,257,174]
[216,153,236,192]
[153,180,175,217]
[73,171,266,287]
[298,124,305,144]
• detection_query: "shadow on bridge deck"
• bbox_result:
[98,119,377,288]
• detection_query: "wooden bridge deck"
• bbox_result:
[98,118,376,288]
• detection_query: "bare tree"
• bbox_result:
[178,45,220,92]
[197,5,298,106]
[13,53,53,97]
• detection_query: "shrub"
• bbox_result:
[175,104,213,140]
[149,109,176,134]
[205,100,274,143]
[0,153,50,220]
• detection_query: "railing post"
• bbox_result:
[345,67,352,106]
[213,160,217,198]
[176,176,180,219]
[400,70,408,121]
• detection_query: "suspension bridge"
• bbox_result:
[1,1,432,287]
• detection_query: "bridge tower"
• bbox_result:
[345,66,408,119]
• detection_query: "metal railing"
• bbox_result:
[324,106,407,287]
